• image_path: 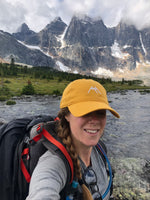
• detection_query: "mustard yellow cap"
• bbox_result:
[60,79,120,118]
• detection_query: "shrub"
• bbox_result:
[6,100,16,105]
[0,96,7,101]
[0,85,10,96]
[4,80,11,84]
[52,89,61,96]
[21,80,35,95]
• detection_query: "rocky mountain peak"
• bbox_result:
[43,17,67,35]
[53,17,64,23]
[12,23,36,43]
[70,14,102,24]
[17,23,30,33]
[64,15,113,47]
[1,15,150,79]
[115,21,141,47]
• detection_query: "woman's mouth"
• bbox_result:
[84,129,100,134]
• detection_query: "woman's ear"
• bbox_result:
[65,115,70,122]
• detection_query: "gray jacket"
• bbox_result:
[26,146,110,200]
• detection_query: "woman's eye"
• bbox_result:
[96,111,106,116]
[84,110,106,118]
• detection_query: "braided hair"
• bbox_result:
[57,107,81,180]
[57,107,93,200]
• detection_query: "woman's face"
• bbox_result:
[65,110,106,149]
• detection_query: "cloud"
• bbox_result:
[122,0,150,30]
[0,0,150,33]
[0,0,26,33]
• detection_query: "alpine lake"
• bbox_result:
[0,90,150,200]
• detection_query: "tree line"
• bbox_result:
[0,62,113,84]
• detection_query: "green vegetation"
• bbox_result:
[0,84,11,101]
[6,100,16,105]
[0,62,150,101]
[21,80,35,95]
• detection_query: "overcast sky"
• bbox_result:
[1,0,150,33]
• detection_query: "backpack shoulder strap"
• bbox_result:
[33,121,74,200]
[98,140,107,153]
[96,142,113,199]
[96,140,107,165]
[38,121,74,184]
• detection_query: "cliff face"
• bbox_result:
[64,16,114,47]
[0,30,55,67]
[1,15,150,74]
[57,16,142,72]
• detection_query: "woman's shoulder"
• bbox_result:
[27,151,68,199]
[38,150,66,167]
[31,150,68,189]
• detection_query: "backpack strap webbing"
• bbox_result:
[96,143,113,199]
[20,133,44,183]
[21,148,31,183]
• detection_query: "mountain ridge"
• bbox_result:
[0,15,150,80]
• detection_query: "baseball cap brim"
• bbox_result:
[68,101,120,118]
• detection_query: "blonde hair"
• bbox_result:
[57,108,93,200]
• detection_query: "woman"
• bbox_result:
[26,79,120,200]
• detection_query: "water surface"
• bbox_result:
[0,91,149,160]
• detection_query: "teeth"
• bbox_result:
[85,129,98,134]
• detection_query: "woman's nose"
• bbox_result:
[88,112,99,120]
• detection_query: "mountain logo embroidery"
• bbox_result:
[88,86,101,94]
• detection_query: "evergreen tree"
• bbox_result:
[10,57,17,76]
[21,80,35,95]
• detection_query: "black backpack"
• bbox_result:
[0,115,113,200]
[0,115,73,200]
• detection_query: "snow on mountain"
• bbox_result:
[56,61,79,74]
[111,40,130,59]
[18,40,40,50]
[60,27,68,48]
[139,33,147,55]
[18,40,53,58]
[55,26,68,49]
[72,70,79,74]
[56,61,71,72]
[91,67,114,77]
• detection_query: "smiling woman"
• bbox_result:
[26,79,120,200]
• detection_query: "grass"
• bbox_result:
[32,79,68,95]
[1,74,150,100]
[104,82,149,92]
[1,77,69,96]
